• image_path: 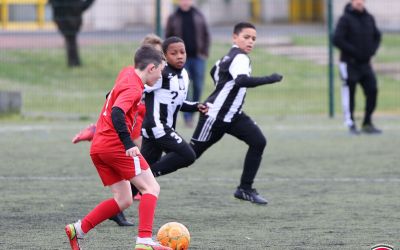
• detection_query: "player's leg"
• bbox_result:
[65,154,131,249]
[227,113,268,205]
[130,167,172,249]
[339,62,359,134]
[131,137,164,198]
[360,65,381,133]
[72,123,96,143]
[149,130,196,177]
[190,114,225,158]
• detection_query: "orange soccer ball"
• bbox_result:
[157,222,190,250]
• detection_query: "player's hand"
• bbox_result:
[126,146,141,157]
[197,103,209,114]
[269,73,283,83]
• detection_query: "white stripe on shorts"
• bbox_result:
[133,156,141,175]
[198,117,215,142]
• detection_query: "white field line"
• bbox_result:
[1,176,399,183]
[1,124,399,133]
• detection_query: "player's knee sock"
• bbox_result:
[138,194,158,238]
[81,198,120,233]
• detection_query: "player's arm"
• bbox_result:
[235,73,283,88]
[111,107,140,157]
[229,54,282,88]
[181,101,199,112]
[181,101,208,114]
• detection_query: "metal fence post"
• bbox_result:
[155,0,162,38]
[327,0,335,118]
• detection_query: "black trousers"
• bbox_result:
[141,129,196,177]
[339,62,378,126]
[190,112,267,189]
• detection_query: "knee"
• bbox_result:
[251,135,267,152]
[143,181,160,197]
[150,181,161,197]
[183,149,196,166]
[114,195,133,210]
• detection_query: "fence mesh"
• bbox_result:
[0,0,399,119]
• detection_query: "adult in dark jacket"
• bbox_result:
[333,0,382,134]
[49,0,95,67]
[165,0,210,127]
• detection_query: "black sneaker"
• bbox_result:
[348,124,360,135]
[362,124,382,134]
[109,211,134,226]
[234,188,268,205]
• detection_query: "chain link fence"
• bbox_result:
[0,0,399,118]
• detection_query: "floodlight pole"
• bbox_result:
[155,0,162,37]
[327,0,335,118]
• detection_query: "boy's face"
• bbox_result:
[165,42,186,69]
[146,61,165,86]
[233,28,257,54]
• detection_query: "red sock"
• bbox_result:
[81,198,120,233]
[138,193,158,238]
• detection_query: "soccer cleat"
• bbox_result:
[133,193,142,201]
[72,123,96,144]
[234,187,268,205]
[362,123,382,134]
[65,223,81,250]
[134,243,173,250]
[348,124,360,135]
[109,211,134,227]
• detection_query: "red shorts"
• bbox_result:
[90,152,149,186]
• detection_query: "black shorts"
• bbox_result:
[141,128,194,165]
[190,112,265,158]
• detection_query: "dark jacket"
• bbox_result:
[333,3,381,64]
[165,7,210,58]
[49,0,95,35]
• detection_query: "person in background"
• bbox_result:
[165,0,210,127]
[49,0,95,67]
[333,0,382,134]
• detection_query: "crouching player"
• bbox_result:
[64,45,172,250]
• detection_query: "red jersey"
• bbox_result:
[90,66,144,154]
[131,102,146,139]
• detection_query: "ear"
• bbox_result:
[146,63,156,73]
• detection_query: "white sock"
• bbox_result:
[74,220,85,238]
[136,237,154,245]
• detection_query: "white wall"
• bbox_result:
[81,0,400,31]
[261,0,288,22]
[84,0,172,30]
[333,0,400,30]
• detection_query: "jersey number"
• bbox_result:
[103,88,114,116]
[171,91,178,104]
[170,132,183,143]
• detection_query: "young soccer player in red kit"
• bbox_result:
[64,45,172,250]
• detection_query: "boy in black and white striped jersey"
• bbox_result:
[189,22,283,205]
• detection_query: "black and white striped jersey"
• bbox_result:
[142,65,198,139]
[206,46,251,122]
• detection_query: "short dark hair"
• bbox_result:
[134,45,165,70]
[162,36,184,54]
[233,22,256,35]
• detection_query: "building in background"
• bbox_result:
[1,0,399,31]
